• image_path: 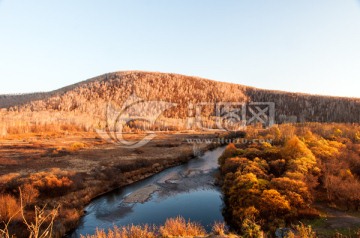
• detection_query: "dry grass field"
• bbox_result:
[0,130,230,237]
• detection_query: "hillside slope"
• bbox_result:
[1,71,359,124]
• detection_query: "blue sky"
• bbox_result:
[0,1,359,97]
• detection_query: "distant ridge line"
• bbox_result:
[0,71,359,124]
[0,92,47,97]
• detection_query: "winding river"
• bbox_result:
[70,146,226,237]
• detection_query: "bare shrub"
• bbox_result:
[82,217,207,238]
[212,221,226,236]
[81,225,156,238]
[20,184,39,205]
[0,194,20,222]
[0,189,58,238]
[28,171,74,197]
[21,204,58,238]
[159,216,206,237]
[286,223,316,238]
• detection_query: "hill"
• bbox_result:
[0,71,359,134]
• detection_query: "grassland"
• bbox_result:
[0,131,231,237]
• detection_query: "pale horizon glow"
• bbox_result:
[0,1,360,98]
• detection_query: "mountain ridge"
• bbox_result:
[1,70,358,100]
[1,71,359,125]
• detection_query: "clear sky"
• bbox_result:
[0,1,359,97]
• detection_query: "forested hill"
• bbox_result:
[1,71,359,123]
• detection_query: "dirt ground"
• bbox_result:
[303,203,360,237]
[0,131,226,176]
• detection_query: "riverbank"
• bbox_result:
[71,145,227,236]
[81,216,241,238]
[0,131,240,237]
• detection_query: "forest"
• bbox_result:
[1,71,360,139]
[218,123,360,237]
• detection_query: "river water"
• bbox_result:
[70,146,226,237]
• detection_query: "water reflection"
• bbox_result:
[70,146,226,237]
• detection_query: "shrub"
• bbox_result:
[287,223,316,238]
[82,225,156,238]
[21,204,59,238]
[29,171,74,197]
[282,136,317,174]
[20,183,39,205]
[0,173,21,184]
[1,188,59,237]
[0,194,20,222]
[221,157,249,174]
[69,142,86,151]
[81,217,210,238]
[159,216,206,237]
[219,143,238,166]
[241,217,263,238]
[212,221,226,236]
